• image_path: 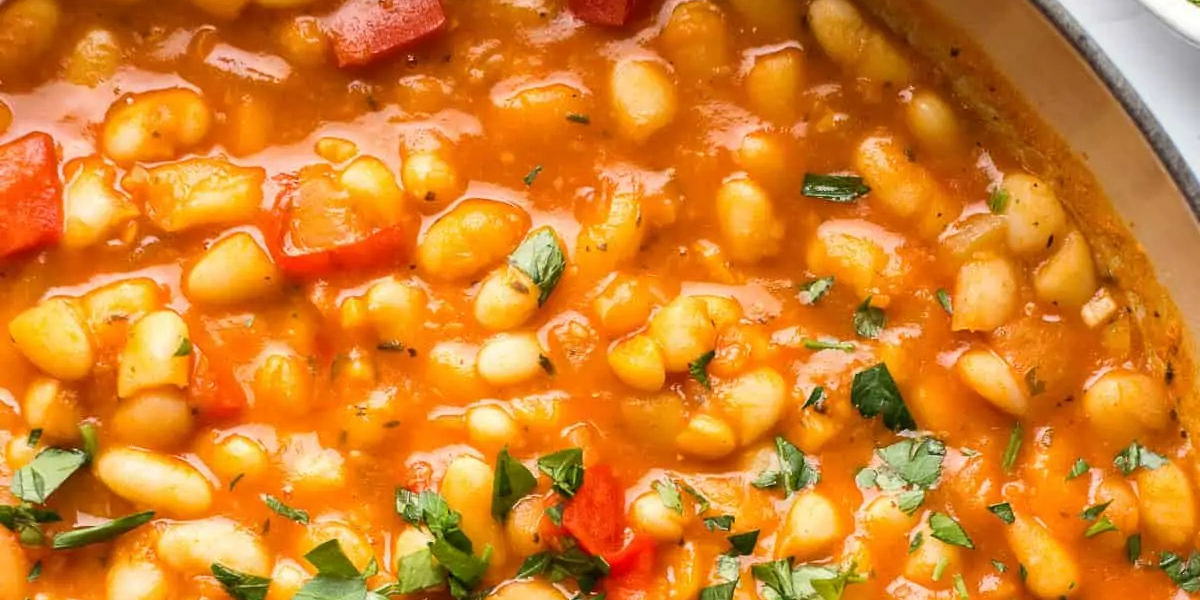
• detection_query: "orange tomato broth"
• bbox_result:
[0,1,1192,600]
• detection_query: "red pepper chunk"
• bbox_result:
[189,340,248,421]
[0,132,62,258]
[562,465,627,556]
[325,0,447,68]
[264,167,415,278]
[604,538,656,600]
[569,0,642,26]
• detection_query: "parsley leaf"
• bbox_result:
[537,448,585,498]
[1085,517,1118,538]
[699,581,738,600]
[752,558,866,600]
[803,338,855,352]
[653,479,684,515]
[1113,441,1168,476]
[508,227,567,305]
[717,555,740,581]
[1080,501,1112,521]
[263,494,309,525]
[987,187,1010,214]
[212,563,272,600]
[51,511,155,549]
[430,538,491,589]
[802,174,871,202]
[705,515,735,532]
[935,289,953,315]
[523,165,543,187]
[876,437,945,489]
[908,532,923,554]
[679,481,710,513]
[727,530,759,556]
[0,503,60,546]
[566,113,591,125]
[1161,551,1200,593]
[26,429,41,447]
[798,277,835,305]
[986,502,1015,525]
[753,437,819,497]
[518,545,609,593]
[27,560,41,582]
[802,387,827,413]
[851,363,916,432]
[991,559,1007,573]
[953,573,969,599]
[1066,458,1089,480]
[1126,534,1142,564]
[492,448,537,521]
[10,447,89,504]
[174,337,193,357]
[395,548,446,593]
[689,351,716,390]
[79,423,99,461]
[929,513,975,549]
[1001,422,1023,473]
[852,297,885,339]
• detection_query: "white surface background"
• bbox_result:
[1064,0,1200,176]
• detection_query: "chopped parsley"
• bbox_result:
[935,288,953,315]
[852,296,886,339]
[752,559,866,600]
[857,437,946,515]
[802,387,827,413]
[211,563,271,600]
[492,448,537,521]
[750,437,819,497]
[797,276,835,305]
[523,165,543,187]
[52,511,155,549]
[1066,458,1089,480]
[929,513,974,549]
[689,350,716,390]
[1113,441,1168,476]
[801,174,872,203]
[727,530,759,556]
[508,227,567,305]
[566,113,591,125]
[1126,534,1142,564]
[705,515,735,532]
[802,338,855,352]
[537,448,585,498]
[986,502,1015,525]
[850,363,916,432]
[1080,501,1112,521]
[10,448,89,504]
[1160,551,1200,593]
[653,479,684,515]
[174,337,193,357]
[1001,422,1023,473]
[987,187,1010,214]
[263,495,309,525]
[1084,517,1118,538]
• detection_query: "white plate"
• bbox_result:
[1137,0,1200,47]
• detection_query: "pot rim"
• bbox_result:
[1030,0,1200,218]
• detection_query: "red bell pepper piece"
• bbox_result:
[325,0,447,68]
[569,0,642,26]
[263,171,414,278]
[562,465,626,556]
[603,532,655,577]
[0,132,62,258]
[188,340,248,421]
[604,538,656,600]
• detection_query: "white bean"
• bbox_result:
[156,517,271,576]
[610,58,677,143]
[1006,514,1081,599]
[716,178,784,264]
[105,559,172,600]
[477,332,544,387]
[1034,230,1098,309]
[0,528,27,600]
[102,88,212,164]
[9,298,96,381]
[1136,460,1197,548]
[954,348,1029,417]
[716,366,787,445]
[1082,370,1169,446]
[117,310,191,399]
[647,296,717,373]
[186,232,281,305]
[776,491,842,560]
[62,158,139,249]
[95,447,213,518]
[951,255,1020,332]
[608,334,667,392]
[474,266,539,331]
[126,158,265,232]
[1000,174,1067,256]
[675,415,736,460]
[22,377,82,443]
[441,456,509,570]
